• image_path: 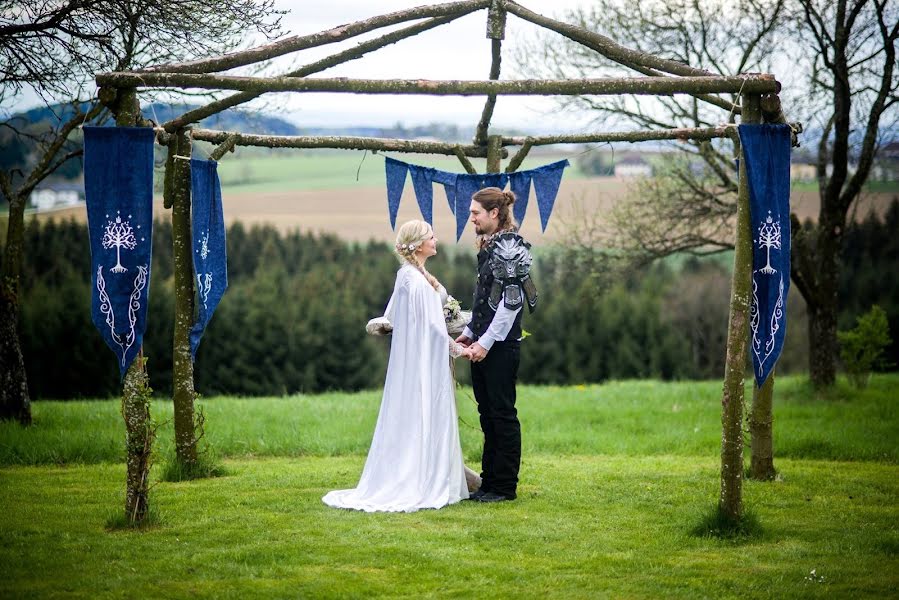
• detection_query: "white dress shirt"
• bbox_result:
[463,293,522,352]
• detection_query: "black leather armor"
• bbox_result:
[468,232,537,341]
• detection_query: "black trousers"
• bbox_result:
[471,340,521,497]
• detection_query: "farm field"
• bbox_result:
[21,150,897,245]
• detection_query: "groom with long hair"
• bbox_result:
[456,187,537,503]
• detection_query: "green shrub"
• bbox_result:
[838,305,892,388]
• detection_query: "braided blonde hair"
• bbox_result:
[395,220,441,291]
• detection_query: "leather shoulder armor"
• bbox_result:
[487,232,538,313]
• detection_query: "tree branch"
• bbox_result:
[96,72,780,96]
[161,13,464,131]
[140,0,491,74]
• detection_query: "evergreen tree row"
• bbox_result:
[7,200,898,399]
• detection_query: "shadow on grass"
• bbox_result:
[690,505,764,543]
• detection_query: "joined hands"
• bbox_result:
[455,335,487,362]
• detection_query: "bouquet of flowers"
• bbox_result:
[443,296,461,324]
[443,295,472,337]
[366,295,471,337]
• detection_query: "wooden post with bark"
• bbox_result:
[168,129,200,468]
[719,93,762,523]
[749,369,777,480]
[486,134,503,173]
[0,199,31,424]
[114,88,155,524]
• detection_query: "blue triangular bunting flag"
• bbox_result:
[531,160,569,232]
[453,173,509,240]
[382,157,570,239]
[384,157,408,230]
[408,164,435,225]
[508,170,533,226]
[431,169,457,215]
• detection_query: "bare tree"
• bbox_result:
[514,0,897,388]
[0,0,283,423]
[513,0,785,273]
[791,0,898,387]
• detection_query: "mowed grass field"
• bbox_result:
[27,149,898,244]
[1,375,897,598]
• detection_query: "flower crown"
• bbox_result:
[395,241,419,256]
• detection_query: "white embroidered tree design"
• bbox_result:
[102,215,138,273]
[757,212,781,275]
[199,230,210,260]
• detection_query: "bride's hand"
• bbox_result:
[460,347,473,360]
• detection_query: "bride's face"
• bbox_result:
[416,231,438,259]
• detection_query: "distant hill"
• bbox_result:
[11,101,301,136]
[0,102,303,188]
[7,102,535,141]
[1,102,535,189]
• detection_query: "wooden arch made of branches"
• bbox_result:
[95,0,799,523]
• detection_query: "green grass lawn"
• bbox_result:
[2,376,896,466]
[1,375,897,598]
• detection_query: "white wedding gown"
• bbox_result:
[322,264,470,512]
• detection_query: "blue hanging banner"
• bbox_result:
[84,127,155,378]
[384,157,408,230]
[189,158,229,360]
[739,124,792,387]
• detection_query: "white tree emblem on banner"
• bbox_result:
[102,212,141,273]
[757,211,781,275]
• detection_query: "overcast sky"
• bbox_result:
[263,0,595,129]
[7,1,597,130]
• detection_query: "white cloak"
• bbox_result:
[322,264,469,512]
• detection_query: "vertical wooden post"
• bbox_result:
[116,88,154,523]
[170,129,199,467]
[749,368,776,480]
[719,92,761,523]
[473,0,506,147]
[486,134,502,173]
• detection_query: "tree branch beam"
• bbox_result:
[208,133,239,161]
[139,0,491,74]
[453,146,478,173]
[473,38,503,146]
[505,137,534,173]
[501,124,762,146]
[504,0,711,78]
[187,129,506,158]
[160,14,464,132]
[96,72,779,96]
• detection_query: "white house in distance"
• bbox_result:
[614,154,653,178]
[29,182,84,211]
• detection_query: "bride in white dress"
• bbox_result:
[322,220,473,512]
